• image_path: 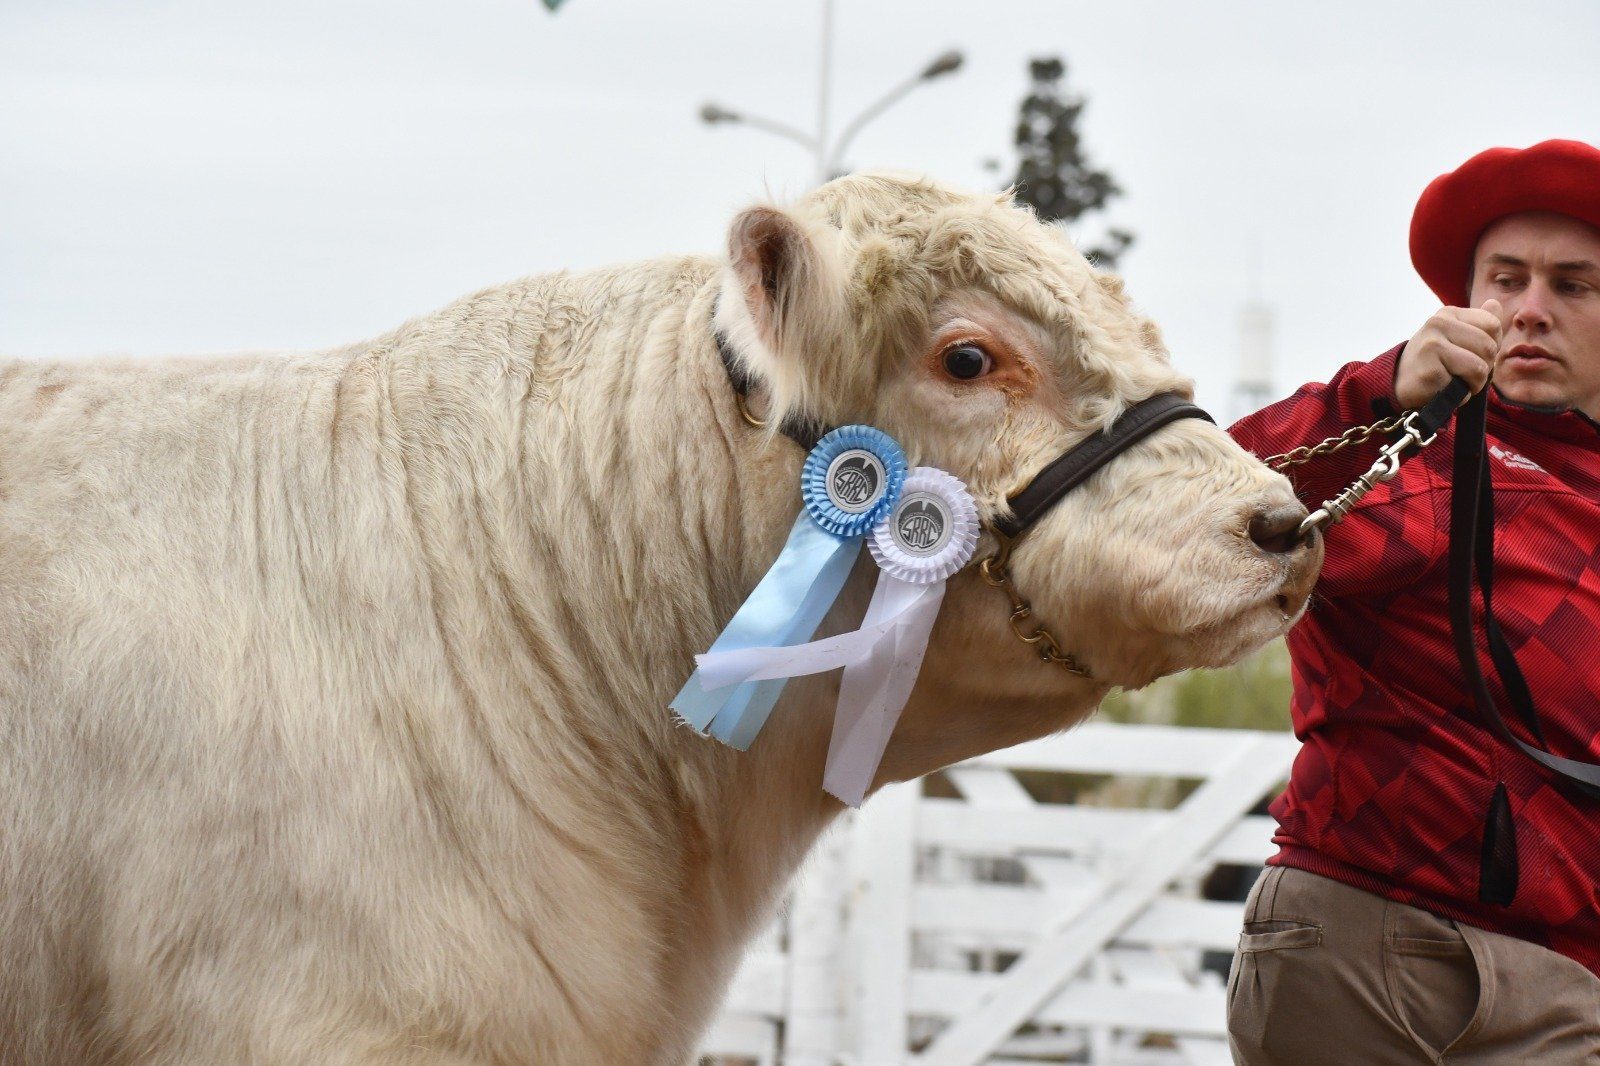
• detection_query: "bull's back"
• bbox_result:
[0,352,379,1061]
[0,353,348,701]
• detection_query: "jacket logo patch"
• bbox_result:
[1489,444,1545,474]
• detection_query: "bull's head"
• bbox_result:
[714,172,1322,768]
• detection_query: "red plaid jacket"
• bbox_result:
[1230,345,1600,977]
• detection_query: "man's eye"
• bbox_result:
[943,343,993,380]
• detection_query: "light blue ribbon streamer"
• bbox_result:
[670,516,862,750]
[672,424,905,751]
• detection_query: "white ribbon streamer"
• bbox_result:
[824,466,977,806]
[694,578,932,689]
[822,576,945,807]
[688,464,977,807]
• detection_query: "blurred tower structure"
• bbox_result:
[1230,298,1277,421]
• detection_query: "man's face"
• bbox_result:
[1468,211,1600,417]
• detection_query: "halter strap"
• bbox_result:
[716,332,830,451]
[995,393,1215,540]
[717,330,1214,682]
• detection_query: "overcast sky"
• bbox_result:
[3,0,1597,413]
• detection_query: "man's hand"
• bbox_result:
[1394,300,1504,410]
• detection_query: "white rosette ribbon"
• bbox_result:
[691,467,978,805]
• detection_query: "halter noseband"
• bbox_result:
[717,332,1215,676]
[993,392,1215,540]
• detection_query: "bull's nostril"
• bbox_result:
[1249,506,1308,555]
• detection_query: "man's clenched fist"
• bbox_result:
[1394,300,1504,410]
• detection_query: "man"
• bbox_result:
[1226,139,1600,1063]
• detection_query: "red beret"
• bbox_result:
[1409,139,1600,305]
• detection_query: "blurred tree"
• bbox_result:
[1005,57,1134,269]
[1099,639,1293,732]
[931,642,1291,808]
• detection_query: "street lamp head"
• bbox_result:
[920,50,964,81]
[700,103,740,125]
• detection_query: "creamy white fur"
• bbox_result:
[0,173,1317,1064]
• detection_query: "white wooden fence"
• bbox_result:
[698,722,1298,1065]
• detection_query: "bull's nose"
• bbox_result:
[1248,503,1310,555]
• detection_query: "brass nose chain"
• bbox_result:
[973,394,1215,682]
[978,530,1094,678]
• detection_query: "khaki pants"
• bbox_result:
[1227,866,1600,1064]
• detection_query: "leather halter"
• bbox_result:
[720,324,1216,678]
[994,393,1214,539]
[979,392,1213,679]
[717,334,829,450]
[716,330,1213,554]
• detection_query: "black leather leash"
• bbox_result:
[1284,373,1597,798]
[1448,384,1600,799]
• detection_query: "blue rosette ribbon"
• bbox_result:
[670,425,908,750]
[691,467,980,803]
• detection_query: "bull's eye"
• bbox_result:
[943,343,993,380]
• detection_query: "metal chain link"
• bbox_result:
[1277,409,1441,537]
[1262,412,1410,471]
[978,536,1094,679]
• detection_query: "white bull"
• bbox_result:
[0,173,1320,1063]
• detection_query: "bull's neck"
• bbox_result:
[641,281,870,997]
[372,258,865,1024]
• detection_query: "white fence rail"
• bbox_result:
[700,722,1298,1065]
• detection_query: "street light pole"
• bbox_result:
[824,49,963,178]
[699,1,962,187]
[815,0,835,185]
[699,104,818,157]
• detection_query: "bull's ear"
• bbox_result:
[727,205,837,355]
[721,203,851,420]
